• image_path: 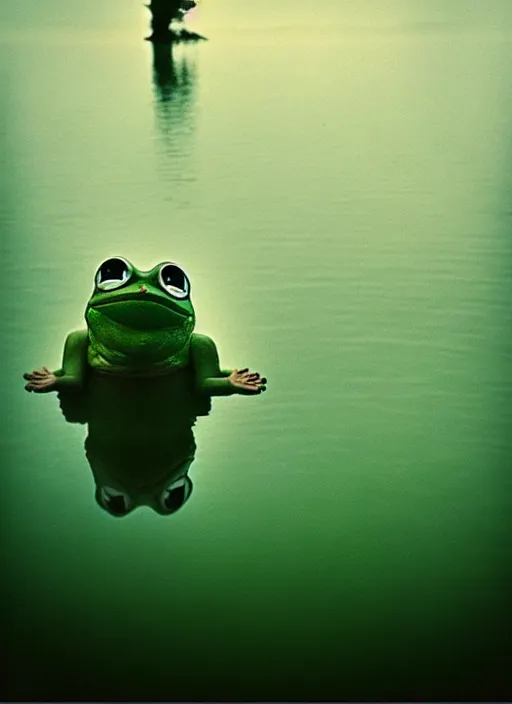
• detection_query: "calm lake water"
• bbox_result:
[2,1,511,700]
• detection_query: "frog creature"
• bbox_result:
[24,257,267,396]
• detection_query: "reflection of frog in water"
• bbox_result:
[24,257,267,396]
[59,370,211,517]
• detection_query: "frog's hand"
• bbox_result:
[227,368,267,395]
[23,329,89,394]
[23,366,59,393]
[191,334,267,397]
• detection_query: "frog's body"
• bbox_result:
[24,257,266,397]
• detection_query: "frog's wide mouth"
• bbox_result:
[89,293,190,330]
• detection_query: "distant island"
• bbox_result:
[145,0,207,43]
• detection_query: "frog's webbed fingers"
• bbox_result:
[229,369,268,394]
[237,370,267,384]
[24,367,51,380]
[24,366,58,393]
[238,383,267,394]
[25,377,56,393]
[26,375,53,386]
[25,385,52,394]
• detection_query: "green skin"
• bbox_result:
[24,259,267,397]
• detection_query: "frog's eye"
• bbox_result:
[98,486,134,517]
[159,474,193,513]
[158,263,190,299]
[96,257,133,291]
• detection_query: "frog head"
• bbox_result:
[85,257,195,366]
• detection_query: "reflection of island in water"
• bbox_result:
[150,42,200,174]
[151,42,195,106]
[59,369,212,517]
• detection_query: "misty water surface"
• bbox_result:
[1,1,511,700]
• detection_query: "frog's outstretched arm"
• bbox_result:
[24,329,89,393]
[56,329,89,390]
[190,333,266,397]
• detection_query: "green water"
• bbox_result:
[2,1,511,700]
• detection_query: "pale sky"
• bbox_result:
[1,0,511,33]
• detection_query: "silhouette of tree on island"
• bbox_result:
[145,0,206,43]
